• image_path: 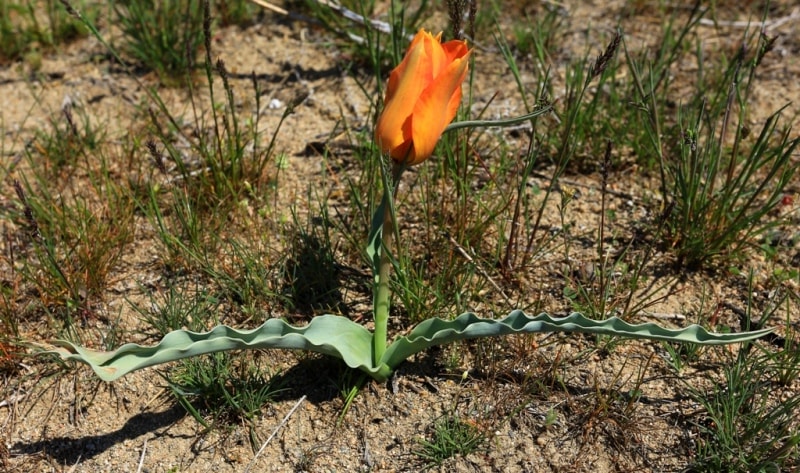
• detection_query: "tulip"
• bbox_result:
[375,29,471,166]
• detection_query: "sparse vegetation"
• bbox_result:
[414,413,487,468]
[0,0,97,65]
[1,0,798,471]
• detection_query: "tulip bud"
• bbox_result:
[375,29,471,166]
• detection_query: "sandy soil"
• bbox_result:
[2,1,800,472]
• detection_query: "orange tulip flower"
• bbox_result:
[375,29,471,166]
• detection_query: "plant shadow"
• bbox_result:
[270,347,449,405]
[282,230,348,319]
[11,404,186,465]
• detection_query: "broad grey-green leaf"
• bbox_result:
[381,311,772,372]
[47,315,380,382]
[45,311,771,383]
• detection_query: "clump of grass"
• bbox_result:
[133,282,221,337]
[413,375,498,469]
[31,99,104,174]
[414,413,486,468]
[765,322,800,387]
[688,350,800,472]
[510,3,567,64]
[145,192,283,321]
[222,238,280,313]
[680,274,800,470]
[0,0,96,65]
[167,351,285,450]
[392,236,485,323]
[625,15,799,268]
[113,0,206,83]
[576,354,652,449]
[662,100,798,268]
[662,341,703,374]
[10,170,134,323]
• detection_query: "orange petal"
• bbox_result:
[384,30,428,101]
[442,39,470,64]
[407,52,470,164]
[424,32,448,80]
[375,39,430,155]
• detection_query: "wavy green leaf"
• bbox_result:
[45,311,772,383]
[48,315,381,382]
[381,311,773,375]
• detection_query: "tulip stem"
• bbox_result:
[373,162,406,367]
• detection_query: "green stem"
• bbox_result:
[372,163,405,366]
[443,105,553,132]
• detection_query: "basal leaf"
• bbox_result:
[44,311,771,383]
[47,315,380,381]
[381,311,773,375]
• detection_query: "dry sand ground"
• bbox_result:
[2,1,800,471]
